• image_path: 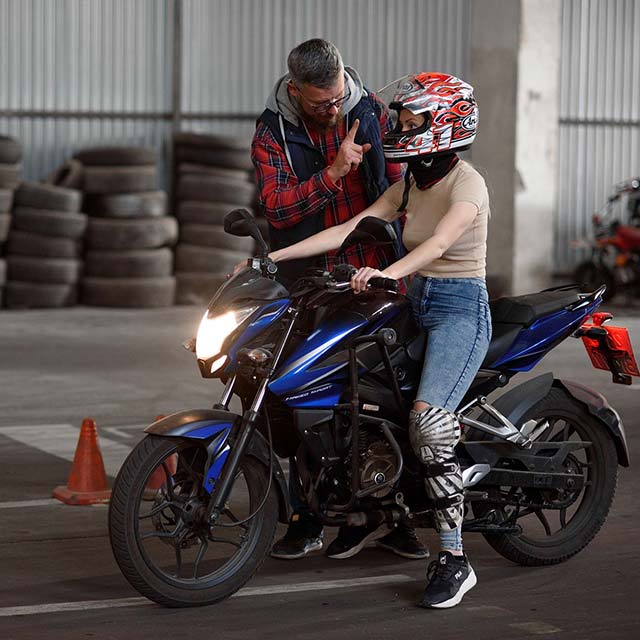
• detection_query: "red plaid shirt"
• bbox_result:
[252,92,403,272]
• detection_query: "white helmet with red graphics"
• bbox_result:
[380,72,478,162]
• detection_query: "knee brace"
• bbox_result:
[409,405,464,531]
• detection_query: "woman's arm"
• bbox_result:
[350,201,479,291]
[269,194,398,264]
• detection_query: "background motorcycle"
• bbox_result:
[573,177,640,302]
[109,209,638,607]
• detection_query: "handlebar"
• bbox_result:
[293,264,398,294]
[325,276,398,293]
[368,276,399,292]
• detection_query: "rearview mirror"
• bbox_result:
[338,216,397,254]
[223,209,268,256]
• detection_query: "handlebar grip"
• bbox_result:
[368,277,398,292]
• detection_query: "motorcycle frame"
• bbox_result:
[197,276,628,528]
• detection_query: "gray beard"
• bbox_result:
[310,110,345,132]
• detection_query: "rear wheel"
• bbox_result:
[475,388,618,566]
[109,435,278,606]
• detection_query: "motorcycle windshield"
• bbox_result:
[206,266,289,314]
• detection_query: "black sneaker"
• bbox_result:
[418,551,477,609]
[325,524,382,559]
[376,523,429,560]
[270,516,324,560]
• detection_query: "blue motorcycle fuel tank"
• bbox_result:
[268,291,410,408]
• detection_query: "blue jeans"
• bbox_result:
[407,276,492,411]
[407,276,491,552]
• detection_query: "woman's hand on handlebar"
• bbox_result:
[350,266,392,293]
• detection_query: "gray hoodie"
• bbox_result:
[264,66,366,126]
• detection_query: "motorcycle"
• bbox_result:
[109,209,638,607]
[573,177,640,302]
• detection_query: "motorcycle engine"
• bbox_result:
[358,436,398,498]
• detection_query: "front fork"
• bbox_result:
[205,308,298,524]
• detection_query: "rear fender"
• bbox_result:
[553,378,630,467]
[144,409,290,522]
[489,373,554,426]
[472,374,629,467]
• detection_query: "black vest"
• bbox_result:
[258,92,398,285]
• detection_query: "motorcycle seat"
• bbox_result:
[481,322,522,368]
[489,289,582,327]
[406,288,582,369]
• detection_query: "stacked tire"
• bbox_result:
[77,147,177,308]
[4,183,86,309]
[0,135,23,306]
[173,133,261,305]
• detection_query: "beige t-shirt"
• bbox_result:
[382,160,489,278]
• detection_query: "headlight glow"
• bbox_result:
[195,306,258,371]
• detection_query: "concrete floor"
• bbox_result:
[0,304,639,639]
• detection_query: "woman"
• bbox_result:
[268,72,491,609]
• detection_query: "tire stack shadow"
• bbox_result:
[4,182,86,309]
[172,132,260,305]
[0,135,24,307]
[77,146,178,308]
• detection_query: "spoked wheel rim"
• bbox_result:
[133,442,263,588]
[486,411,604,546]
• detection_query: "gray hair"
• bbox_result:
[287,38,344,89]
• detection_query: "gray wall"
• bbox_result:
[0,0,174,181]
[4,0,637,278]
[556,0,640,272]
[0,0,470,186]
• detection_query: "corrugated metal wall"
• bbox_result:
[556,0,640,272]
[181,0,469,124]
[0,0,174,181]
[0,0,470,183]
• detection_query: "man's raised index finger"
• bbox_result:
[346,118,360,140]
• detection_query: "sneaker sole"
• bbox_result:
[326,529,383,560]
[421,567,477,609]
[375,541,430,560]
[270,539,323,560]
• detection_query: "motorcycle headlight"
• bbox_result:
[196,306,258,373]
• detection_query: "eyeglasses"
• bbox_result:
[295,85,351,114]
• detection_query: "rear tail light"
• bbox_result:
[576,312,639,384]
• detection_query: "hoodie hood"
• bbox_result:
[265,66,365,126]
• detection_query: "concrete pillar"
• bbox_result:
[512,0,561,294]
[469,0,521,295]
[469,0,561,295]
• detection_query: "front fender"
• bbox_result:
[553,378,630,467]
[144,409,238,439]
[144,409,290,522]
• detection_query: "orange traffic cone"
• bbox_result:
[144,415,177,499]
[53,418,111,505]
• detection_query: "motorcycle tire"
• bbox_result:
[476,387,618,566]
[574,260,617,301]
[109,435,279,607]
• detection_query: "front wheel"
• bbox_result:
[475,388,618,566]
[109,435,279,607]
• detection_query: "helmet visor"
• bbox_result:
[378,74,439,116]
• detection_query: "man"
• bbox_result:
[251,38,427,562]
